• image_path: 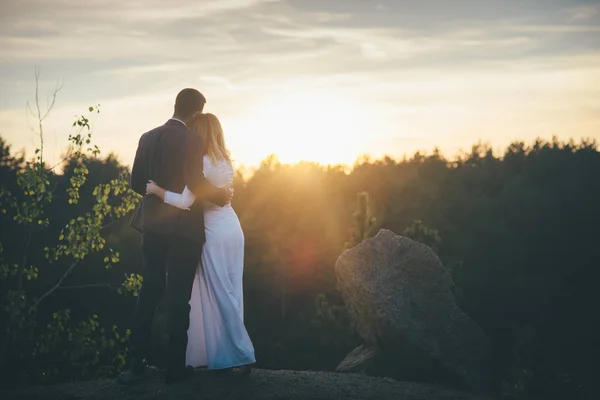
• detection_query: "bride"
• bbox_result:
[145,113,255,374]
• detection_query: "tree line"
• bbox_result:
[0,103,598,400]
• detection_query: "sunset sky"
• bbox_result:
[1,0,599,169]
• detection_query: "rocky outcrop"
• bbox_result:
[336,344,381,374]
[4,368,492,400]
[335,229,493,392]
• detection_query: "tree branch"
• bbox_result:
[41,79,63,122]
[100,219,121,232]
[45,145,75,173]
[34,259,80,308]
[58,283,122,291]
[35,67,43,167]
[31,67,62,168]
[34,216,121,307]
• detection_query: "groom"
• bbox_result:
[118,88,230,384]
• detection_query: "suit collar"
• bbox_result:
[165,118,187,128]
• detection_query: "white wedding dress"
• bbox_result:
[163,155,256,369]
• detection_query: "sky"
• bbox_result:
[1,0,599,169]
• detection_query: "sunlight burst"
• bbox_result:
[228,91,369,166]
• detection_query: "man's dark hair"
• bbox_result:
[174,88,206,119]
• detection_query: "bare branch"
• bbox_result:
[26,101,35,119]
[58,283,122,291]
[41,80,63,122]
[33,217,122,305]
[30,67,62,167]
[34,67,44,166]
[25,101,37,139]
[45,145,75,173]
[100,219,121,232]
[34,259,80,308]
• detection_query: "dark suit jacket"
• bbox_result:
[129,119,226,244]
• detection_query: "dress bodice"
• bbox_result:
[163,155,235,211]
[203,155,234,189]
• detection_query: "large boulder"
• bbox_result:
[335,229,493,392]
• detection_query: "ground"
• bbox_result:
[4,368,493,400]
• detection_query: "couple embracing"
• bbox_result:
[118,88,255,384]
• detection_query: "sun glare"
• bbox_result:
[228,91,370,166]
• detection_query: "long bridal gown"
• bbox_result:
[163,155,255,370]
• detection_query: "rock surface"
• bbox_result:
[335,229,493,391]
[336,344,381,374]
[3,368,492,400]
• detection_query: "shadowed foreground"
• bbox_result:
[5,369,491,400]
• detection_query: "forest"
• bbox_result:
[0,105,598,400]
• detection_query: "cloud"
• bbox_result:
[360,43,387,59]
[1,0,599,167]
[0,0,284,61]
[565,4,600,22]
[504,24,600,33]
[95,63,194,77]
[200,76,244,91]
[313,12,352,23]
[125,0,282,22]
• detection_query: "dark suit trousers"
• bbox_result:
[130,231,202,370]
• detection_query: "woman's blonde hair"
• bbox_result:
[191,113,231,165]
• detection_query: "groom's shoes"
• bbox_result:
[165,365,194,385]
[117,357,148,385]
